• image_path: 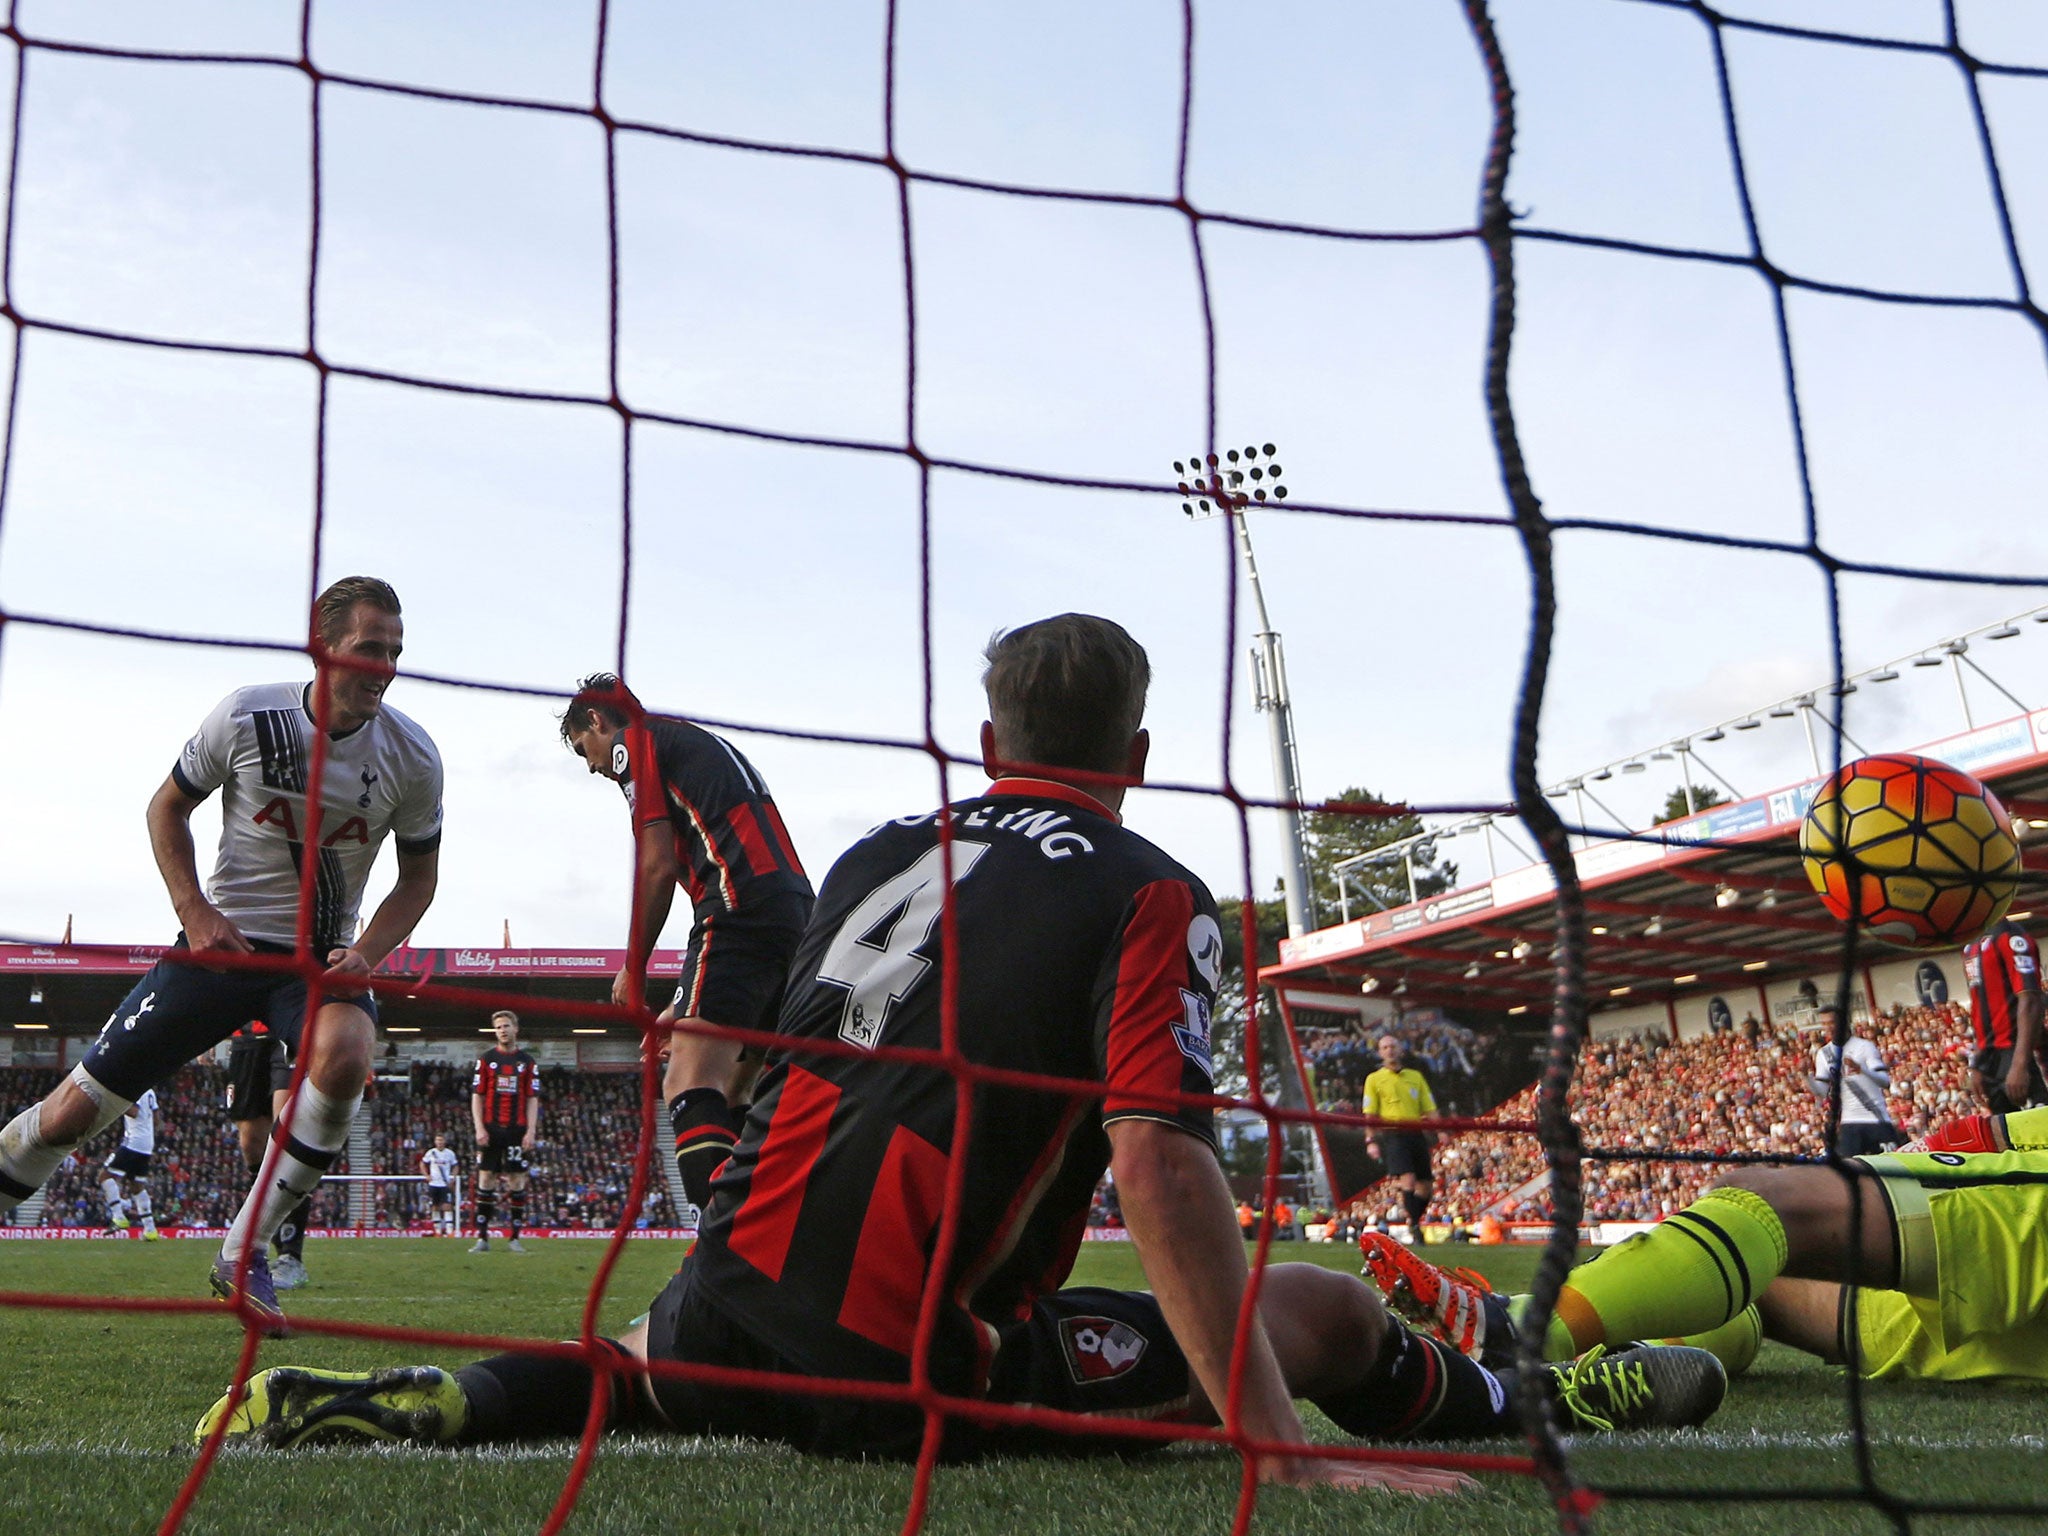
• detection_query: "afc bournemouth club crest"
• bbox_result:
[1059,1315,1148,1385]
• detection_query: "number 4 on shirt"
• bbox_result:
[818,841,990,1050]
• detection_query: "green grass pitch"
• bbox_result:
[0,1239,2038,1534]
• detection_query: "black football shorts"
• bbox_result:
[480,1127,529,1175]
[1379,1129,1433,1180]
[669,900,809,1051]
[224,1035,277,1122]
[1971,1046,2048,1115]
[643,1273,1192,1461]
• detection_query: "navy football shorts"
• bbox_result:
[84,937,376,1104]
[668,900,809,1051]
[104,1147,151,1181]
[643,1273,1192,1461]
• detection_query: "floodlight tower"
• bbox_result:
[1175,445,1316,938]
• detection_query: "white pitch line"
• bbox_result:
[0,1437,793,1463]
[10,1431,2041,1461]
[1571,1429,2045,1452]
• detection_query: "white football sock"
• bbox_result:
[222,1083,358,1262]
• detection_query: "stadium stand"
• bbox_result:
[20,1063,671,1232]
[1409,1002,1977,1227]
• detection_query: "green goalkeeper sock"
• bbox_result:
[1663,1305,1764,1378]
[1512,1187,1789,1357]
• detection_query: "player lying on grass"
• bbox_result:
[0,577,442,1334]
[559,674,813,1211]
[199,615,1725,1492]
[1363,1104,2048,1385]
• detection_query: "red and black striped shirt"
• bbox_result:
[1962,920,2040,1052]
[621,717,812,926]
[687,777,1222,1392]
[471,1048,541,1131]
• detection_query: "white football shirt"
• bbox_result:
[1812,1036,1891,1125]
[173,683,443,951]
[421,1146,458,1188]
[120,1090,158,1155]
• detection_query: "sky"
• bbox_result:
[0,0,2045,953]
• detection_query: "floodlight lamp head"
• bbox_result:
[1622,761,1646,774]
[1702,728,1726,742]
[1734,717,1761,731]
[1912,654,1943,668]
[1393,978,1408,996]
[1511,940,1533,961]
[1758,890,1779,910]
[27,985,42,1006]
[1869,668,1899,683]
[1715,886,1740,909]
[1462,961,1481,979]
[1990,624,2021,640]
[1643,916,1664,937]
[1592,768,1613,781]
[1360,976,1380,995]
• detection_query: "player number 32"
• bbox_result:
[819,841,991,1050]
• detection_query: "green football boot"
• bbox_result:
[194,1366,469,1449]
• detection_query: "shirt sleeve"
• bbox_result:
[626,723,667,834]
[1093,877,1220,1144]
[1413,1072,1437,1117]
[392,738,445,854]
[2006,929,2040,992]
[470,1059,486,1095]
[172,692,240,800]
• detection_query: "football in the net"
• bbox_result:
[1799,753,2020,948]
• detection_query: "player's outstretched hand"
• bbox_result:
[1261,1453,1477,1496]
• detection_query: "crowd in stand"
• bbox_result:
[18,1061,674,1232]
[1424,1002,1978,1225]
[9,998,1990,1235]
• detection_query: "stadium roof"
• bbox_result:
[1261,708,2048,1018]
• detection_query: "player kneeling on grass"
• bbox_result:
[1363,1104,2048,1387]
[198,616,1723,1491]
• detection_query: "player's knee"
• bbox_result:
[37,1086,96,1146]
[1259,1264,1386,1394]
